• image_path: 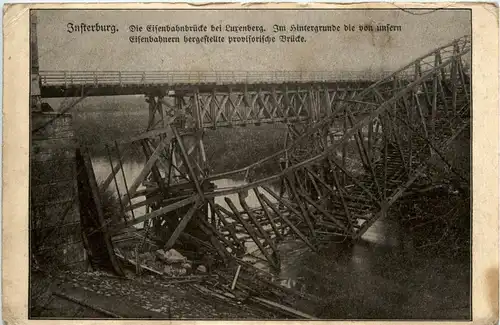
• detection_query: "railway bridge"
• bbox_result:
[33,35,471,274]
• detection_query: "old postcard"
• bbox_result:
[2,3,498,324]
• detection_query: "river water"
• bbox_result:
[92,158,470,319]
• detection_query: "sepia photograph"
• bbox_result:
[26,7,474,320]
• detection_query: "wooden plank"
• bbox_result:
[99,146,130,192]
[115,141,135,220]
[114,252,163,275]
[258,193,316,251]
[78,148,124,276]
[225,197,278,269]
[456,56,470,100]
[341,109,348,184]
[209,202,245,250]
[386,111,408,174]
[328,159,381,208]
[199,215,237,253]
[304,167,323,200]
[145,138,171,174]
[105,145,126,224]
[365,89,390,198]
[121,135,171,206]
[172,127,204,198]
[327,161,354,233]
[388,166,426,206]
[437,73,449,116]
[249,296,317,319]
[192,92,201,129]
[197,221,230,261]
[253,188,283,241]
[239,192,279,257]
[286,175,315,237]
[367,119,373,161]
[414,93,429,138]
[164,200,202,250]
[260,186,303,220]
[297,191,347,232]
[112,196,198,233]
[304,165,341,197]
[381,117,389,201]
[147,96,156,130]
[141,140,167,195]
[451,45,458,115]
[431,53,438,136]
[231,265,242,290]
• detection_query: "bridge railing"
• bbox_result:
[39,70,406,87]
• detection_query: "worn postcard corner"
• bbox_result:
[2,2,499,325]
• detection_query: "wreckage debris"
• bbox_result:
[30,34,471,319]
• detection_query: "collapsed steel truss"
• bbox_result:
[90,35,470,270]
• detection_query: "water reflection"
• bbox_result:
[91,157,279,225]
[209,178,278,211]
[272,219,469,319]
[93,157,148,223]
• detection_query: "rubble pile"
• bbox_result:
[117,247,211,276]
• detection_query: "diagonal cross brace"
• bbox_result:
[120,131,173,206]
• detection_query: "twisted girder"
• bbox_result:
[102,35,470,268]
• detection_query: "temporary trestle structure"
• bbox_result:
[85,35,471,270]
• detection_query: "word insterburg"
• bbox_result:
[67,23,118,34]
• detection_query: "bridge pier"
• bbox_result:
[31,113,88,270]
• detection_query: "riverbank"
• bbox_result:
[30,269,281,319]
[31,208,471,320]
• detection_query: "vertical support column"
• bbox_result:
[451,42,459,116]
[403,89,414,172]
[391,77,398,153]
[308,86,314,122]
[368,119,373,163]
[243,84,251,124]
[342,109,348,185]
[211,89,217,129]
[415,60,432,110]
[435,51,450,116]
[79,148,124,276]
[193,91,202,130]
[140,139,166,195]
[30,11,39,77]
[198,139,207,176]
[176,95,186,128]
[158,96,165,128]
[170,97,182,180]
[324,86,331,117]
[192,90,208,174]
[381,114,388,200]
[172,94,207,183]
[146,95,156,130]
[456,55,470,101]
[282,85,290,121]
[295,87,301,117]
[30,11,42,111]
[431,52,438,137]
[225,87,232,123]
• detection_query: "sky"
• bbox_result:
[35,9,471,73]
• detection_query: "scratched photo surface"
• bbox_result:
[30,8,472,320]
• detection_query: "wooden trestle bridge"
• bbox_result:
[40,35,471,274]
